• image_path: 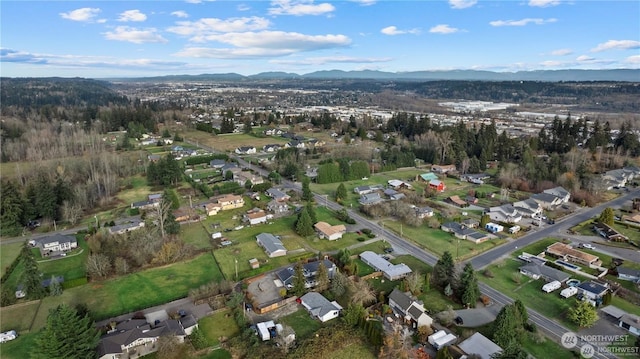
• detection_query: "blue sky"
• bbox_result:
[1,0,639,78]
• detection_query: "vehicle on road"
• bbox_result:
[581,243,595,250]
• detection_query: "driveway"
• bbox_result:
[453,304,504,327]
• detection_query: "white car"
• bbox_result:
[581,243,595,250]
[0,330,17,343]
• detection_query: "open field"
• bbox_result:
[0,331,38,359]
[182,222,214,250]
[383,221,507,261]
[1,241,23,276]
[37,237,89,281]
[0,300,41,332]
[199,309,240,346]
[327,342,376,359]
[182,130,289,152]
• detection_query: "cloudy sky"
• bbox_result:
[1,0,639,78]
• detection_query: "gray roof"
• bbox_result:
[531,192,559,204]
[266,188,289,199]
[276,260,335,286]
[600,305,627,319]
[578,281,608,295]
[458,332,502,359]
[520,262,571,283]
[300,292,342,318]
[620,313,640,328]
[544,186,569,198]
[360,251,412,278]
[256,233,286,255]
[617,267,640,278]
[407,304,426,321]
[389,288,413,312]
[109,220,143,234]
[34,234,76,247]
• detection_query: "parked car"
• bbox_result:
[0,330,17,343]
[454,316,464,325]
[384,247,394,254]
[581,243,595,250]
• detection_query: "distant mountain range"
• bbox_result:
[109,69,640,82]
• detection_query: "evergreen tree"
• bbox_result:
[513,299,528,326]
[292,262,307,297]
[567,299,599,328]
[435,346,454,359]
[491,344,528,359]
[295,207,314,237]
[48,275,63,297]
[32,304,100,359]
[458,263,480,308]
[316,261,330,292]
[492,305,522,348]
[335,183,347,202]
[20,242,46,300]
[301,177,313,201]
[599,207,615,226]
[433,251,456,289]
[305,201,317,224]
[0,180,25,236]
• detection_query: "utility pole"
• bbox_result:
[235,258,238,280]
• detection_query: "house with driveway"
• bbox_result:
[488,204,522,223]
[266,188,290,202]
[388,288,433,329]
[617,267,640,282]
[577,281,609,305]
[543,186,571,203]
[359,251,412,280]
[108,219,145,235]
[275,259,336,289]
[354,185,383,195]
[519,262,571,283]
[244,208,268,225]
[513,198,543,218]
[211,194,245,210]
[299,292,342,322]
[545,242,602,267]
[256,233,287,258]
[30,234,78,257]
[313,222,346,240]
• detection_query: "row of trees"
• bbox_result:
[316,159,371,184]
[432,251,481,308]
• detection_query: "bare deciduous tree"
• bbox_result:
[86,254,112,280]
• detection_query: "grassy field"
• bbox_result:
[1,241,23,276]
[279,307,324,340]
[182,222,214,250]
[37,237,89,281]
[0,300,41,332]
[327,342,376,359]
[0,331,38,359]
[199,309,240,346]
[182,131,289,152]
[349,240,393,255]
[383,221,507,261]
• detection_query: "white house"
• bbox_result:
[314,221,347,240]
[543,186,571,203]
[32,234,78,257]
[359,251,412,280]
[235,146,257,155]
[256,233,287,258]
[244,209,268,225]
[485,222,504,234]
[488,204,522,223]
[388,289,433,329]
[108,220,145,235]
[513,198,543,218]
[299,292,342,322]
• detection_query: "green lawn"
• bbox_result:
[0,331,38,359]
[479,259,579,331]
[199,309,240,346]
[181,222,214,250]
[37,236,89,281]
[611,296,640,316]
[279,307,324,340]
[327,342,376,359]
[383,221,506,261]
[349,241,392,255]
[0,300,40,332]
[521,335,577,359]
[1,241,23,276]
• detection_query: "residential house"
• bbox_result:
[263,144,282,153]
[446,195,468,208]
[531,192,563,209]
[383,188,405,201]
[485,222,504,234]
[173,208,192,222]
[285,140,305,149]
[299,292,342,322]
[275,259,336,289]
[148,193,163,203]
[266,188,290,202]
[593,222,629,242]
[388,288,433,329]
[211,194,245,210]
[428,179,446,192]
[353,185,383,195]
[359,192,383,205]
[131,199,159,210]
[359,251,412,280]
[465,195,479,205]
[314,222,347,240]
[514,198,543,218]
[108,220,145,235]
[244,209,268,225]
[461,173,490,183]
[147,154,161,162]
[577,281,609,305]
[97,315,197,359]
[267,200,289,215]
[235,146,257,155]
[31,234,77,257]
[204,202,222,216]
[209,159,226,169]
[387,179,412,190]
[416,172,438,182]
[621,213,640,225]
[617,267,640,282]
[546,242,602,267]
[602,169,632,188]
[305,167,318,180]
[256,233,287,258]
[467,231,491,244]
[457,332,503,359]
[519,262,571,283]
[308,139,325,148]
[415,206,434,219]
[543,186,571,203]
[488,204,522,223]
[264,128,283,136]
[431,164,457,174]
[234,171,264,186]
[220,162,239,173]
[441,222,489,243]
[462,218,479,229]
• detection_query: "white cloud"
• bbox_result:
[429,24,461,34]
[174,31,351,58]
[449,0,477,9]
[624,55,640,64]
[270,55,392,65]
[551,48,572,56]
[237,4,251,11]
[591,40,640,52]
[351,0,377,6]
[576,55,595,62]
[490,18,557,27]
[268,0,335,16]
[171,11,189,18]
[118,10,147,22]
[381,26,420,36]
[167,17,271,40]
[104,26,168,44]
[528,0,561,7]
[60,8,101,22]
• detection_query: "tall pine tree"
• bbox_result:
[458,263,480,308]
[20,242,46,300]
[32,304,100,359]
